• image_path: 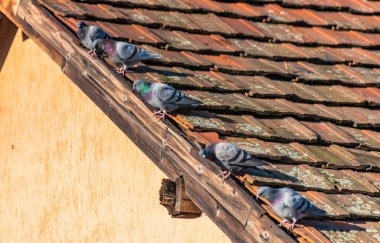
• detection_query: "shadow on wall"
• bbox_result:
[0,15,18,72]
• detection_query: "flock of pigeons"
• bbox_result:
[77,21,326,231]
[77,21,200,120]
[199,142,326,230]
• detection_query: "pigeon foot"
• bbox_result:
[289,219,297,231]
[217,170,231,180]
[116,67,126,75]
[278,219,289,227]
[153,110,167,121]
[87,50,96,60]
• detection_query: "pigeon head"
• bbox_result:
[133,80,151,94]
[199,147,212,160]
[77,21,87,29]
[257,186,276,201]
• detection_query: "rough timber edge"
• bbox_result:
[0,0,299,242]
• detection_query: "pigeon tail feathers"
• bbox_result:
[305,204,327,218]
[139,50,161,60]
[175,96,202,106]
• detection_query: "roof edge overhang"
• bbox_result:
[0,1,296,242]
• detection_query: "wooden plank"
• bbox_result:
[159,179,177,215]
[0,0,19,18]
[0,13,17,71]
[175,177,202,214]
[185,175,257,243]
[159,178,202,218]
[8,1,297,242]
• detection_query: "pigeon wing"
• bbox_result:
[283,189,302,206]
[88,26,110,41]
[157,84,186,104]
[228,151,266,167]
[116,42,138,60]
[214,143,243,169]
[284,189,326,218]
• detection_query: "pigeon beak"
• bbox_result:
[202,155,206,159]
[256,196,260,200]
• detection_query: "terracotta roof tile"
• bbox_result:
[283,0,380,14]
[330,194,380,219]
[188,131,380,170]
[338,126,380,150]
[186,14,239,35]
[45,1,380,47]
[71,0,380,31]
[178,90,380,125]
[98,22,165,45]
[318,169,379,195]
[301,121,360,146]
[362,172,380,192]
[299,191,351,219]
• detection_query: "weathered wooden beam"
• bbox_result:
[185,175,259,243]
[3,1,296,242]
[175,177,202,214]
[159,177,202,218]
[0,0,19,19]
[0,13,18,71]
[160,179,176,214]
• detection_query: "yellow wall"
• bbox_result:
[0,25,230,242]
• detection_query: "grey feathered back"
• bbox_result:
[204,142,267,174]
[138,81,201,112]
[98,40,161,68]
[258,187,326,221]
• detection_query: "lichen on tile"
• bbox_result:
[371,234,380,242]
[366,226,379,234]
[131,13,150,22]
[320,230,358,243]
[338,196,380,216]
[194,74,228,90]
[273,145,308,160]
[320,171,354,190]
[230,141,269,155]
[161,15,182,23]
[309,199,334,216]
[185,94,223,107]
[182,115,224,130]
[235,123,265,135]
[283,167,330,189]
[157,73,181,83]
[169,37,192,47]
[351,132,369,143]
[334,178,354,189]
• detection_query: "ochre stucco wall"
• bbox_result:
[0,24,231,242]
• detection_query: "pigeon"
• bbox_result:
[132,80,201,120]
[93,39,161,74]
[77,21,111,58]
[199,142,267,180]
[257,187,326,230]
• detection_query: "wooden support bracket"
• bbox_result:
[159,177,202,219]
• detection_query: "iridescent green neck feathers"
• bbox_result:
[139,83,151,95]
